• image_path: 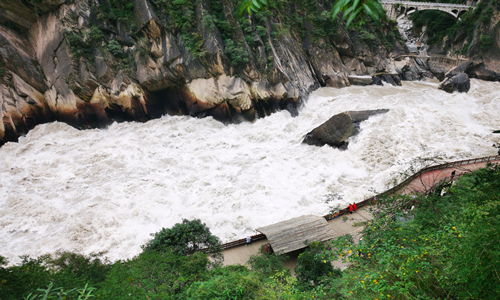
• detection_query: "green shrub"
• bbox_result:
[186,265,262,300]
[480,35,494,51]
[223,39,250,69]
[89,26,103,41]
[295,242,341,288]
[0,256,51,299]
[141,219,223,263]
[65,31,92,59]
[99,250,209,299]
[47,251,110,287]
[247,248,288,277]
[106,40,124,58]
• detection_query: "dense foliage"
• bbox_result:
[1,164,498,299]
[323,163,500,299]
[410,0,499,55]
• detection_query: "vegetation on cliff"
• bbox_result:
[410,0,500,56]
[1,164,499,299]
[0,0,407,145]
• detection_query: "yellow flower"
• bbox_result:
[459,235,462,237]
[362,281,365,283]
[349,250,352,254]
[323,260,326,263]
[349,291,353,294]
[452,227,456,230]
[416,270,419,273]
[403,273,406,275]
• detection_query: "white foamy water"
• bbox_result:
[1,79,499,264]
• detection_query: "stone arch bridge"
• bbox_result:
[381,0,472,20]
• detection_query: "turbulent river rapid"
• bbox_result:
[1,79,499,264]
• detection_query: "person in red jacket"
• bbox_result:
[349,204,353,214]
[353,203,357,211]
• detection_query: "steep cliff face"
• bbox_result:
[409,0,500,81]
[0,0,404,145]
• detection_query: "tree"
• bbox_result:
[141,219,223,263]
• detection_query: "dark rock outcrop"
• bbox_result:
[369,73,402,86]
[302,109,389,148]
[0,0,402,145]
[439,73,471,93]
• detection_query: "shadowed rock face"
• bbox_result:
[0,0,400,146]
[302,109,389,148]
[439,73,470,93]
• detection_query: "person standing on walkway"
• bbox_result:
[349,204,353,214]
[246,235,251,246]
[450,170,456,182]
[353,203,357,211]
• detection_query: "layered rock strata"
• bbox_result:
[0,0,404,145]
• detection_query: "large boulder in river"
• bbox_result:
[439,73,470,93]
[303,109,389,148]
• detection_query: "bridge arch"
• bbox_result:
[381,1,471,21]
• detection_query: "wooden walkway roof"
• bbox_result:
[256,215,336,254]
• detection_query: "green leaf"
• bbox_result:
[363,3,378,23]
[252,0,262,10]
[343,4,357,19]
[331,0,349,20]
[238,0,252,16]
[346,7,363,28]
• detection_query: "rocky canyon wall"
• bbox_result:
[0,0,405,145]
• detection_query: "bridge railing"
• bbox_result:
[380,0,471,8]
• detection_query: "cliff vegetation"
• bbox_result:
[0,0,404,146]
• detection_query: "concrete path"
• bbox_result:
[399,161,496,194]
[222,158,500,270]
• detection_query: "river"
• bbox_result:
[1,79,499,264]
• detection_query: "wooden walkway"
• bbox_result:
[222,156,500,270]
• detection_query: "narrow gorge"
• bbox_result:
[1,0,500,266]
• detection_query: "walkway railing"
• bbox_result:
[325,155,500,220]
[220,155,500,250]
